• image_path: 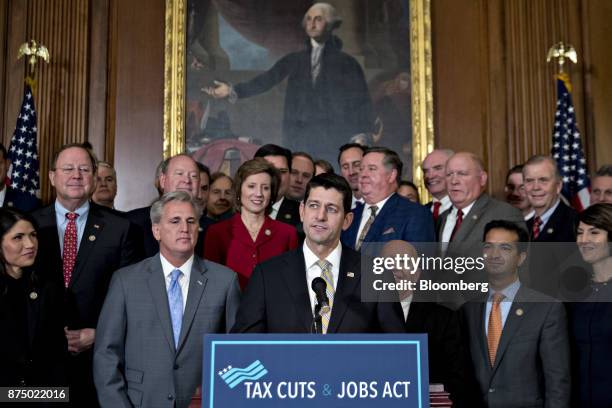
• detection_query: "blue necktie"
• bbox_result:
[168,269,183,348]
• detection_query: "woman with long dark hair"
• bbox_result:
[0,208,67,387]
[570,203,612,408]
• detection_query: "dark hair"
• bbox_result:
[398,180,420,201]
[0,143,7,160]
[363,146,403,184]
[314,159,334,174]
[594,164,612,178]
[483,220,529,252]
[505,164,524,182]
[51,143,98,174]
[304,173,352,214]
[292,152,316,172]
[196,162,211,181]
[233,158,280,214]
[337,143,365,165]
[254,144,292,171]
[578,203,612,240]
[0,208,39,294]
[210,172,233,187]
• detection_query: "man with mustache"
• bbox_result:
[421,149,453,224]
[504,165,534,221]
[32,144,139,406]
[127,154,214,258]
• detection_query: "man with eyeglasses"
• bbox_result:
[32,143,139,406]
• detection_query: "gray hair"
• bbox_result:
[150,191,203,224]
[97,161,117,178]
[594,164,612,178]
[302,3,342,31]
[523,155,561,181]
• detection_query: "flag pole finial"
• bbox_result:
[546,42,577,75]
[17,40,50,82]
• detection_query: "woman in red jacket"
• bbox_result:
[204,158,299,289]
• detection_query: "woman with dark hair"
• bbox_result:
[204,158,298,289]
[570,203,612,408]
[0,208,67,387]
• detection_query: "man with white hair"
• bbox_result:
[205,2,373,165]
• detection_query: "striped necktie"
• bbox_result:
[316,259,335,334]
[356,205,378,250]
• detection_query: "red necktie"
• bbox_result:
[450,209,463,241]
[432,201,442,222]
[532,216,542,240]
[63,212,79,288]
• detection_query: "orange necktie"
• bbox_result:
[487,292,505,366]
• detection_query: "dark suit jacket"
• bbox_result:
[231,245,405,333]
[405,301,473,407]
[341,193,435,249]
[0,270,67,387]
[276,197,305,243]
[526,201,579,296]
[32,202,139,329]
[127,205,214,259]
[461,286,571,408]
[94,255,241,408]
[438,194,526,286]
[203,214,299,289]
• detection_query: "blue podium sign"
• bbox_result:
[203,334,429,408]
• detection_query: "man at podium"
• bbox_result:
[232,173,405,333]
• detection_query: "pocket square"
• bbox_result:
[383,227,395,235]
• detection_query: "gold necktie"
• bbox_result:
[316,259,334,334]
[487,292,505,366]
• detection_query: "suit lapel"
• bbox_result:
[177,258,208,352]
[327,249,360,333]
[490,288,531,376]
[365,194,397,242]
[147,256,176,352]
[452,194,489,243]
[279,249,313,331]
[343,203,363,247]
[475,300,492,375]
[37,206,63,275]
[70,205,105,288]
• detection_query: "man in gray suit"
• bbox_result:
[439,152,526,285]
[94,191,241,408]
[461,220,570,408]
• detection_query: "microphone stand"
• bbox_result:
[311,303,322,334]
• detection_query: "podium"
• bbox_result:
[199,334,441,408]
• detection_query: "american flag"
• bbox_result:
[6,84,41,211]
[551,73,590,211]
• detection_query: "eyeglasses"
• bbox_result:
[57,166,92,175]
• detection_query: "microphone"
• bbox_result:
[311,277,330,315]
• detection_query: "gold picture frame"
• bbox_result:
[163,0,433,198]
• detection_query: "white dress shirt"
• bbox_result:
[484,279,521,334]
[441,200,476,243]
[303,241,341,314]
[55,200,90,256]
[0,187,6,207]
[431,195,451,215]
[160,254,194,311]
[355,194,393,247]
[400,293,414,321]
[270,196,285,220]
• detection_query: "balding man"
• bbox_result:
[439,152,525,284]
[205,2,373,165]
[422,149,453,223]
[127,154,214,258]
